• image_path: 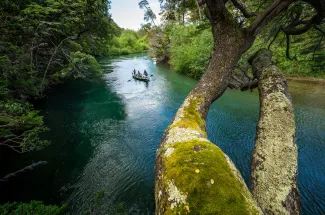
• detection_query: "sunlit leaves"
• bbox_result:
[170,24,213,79]
[108,30,149,55]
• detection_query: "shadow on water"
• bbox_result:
[0,54,324,214]
[0,79,127,210]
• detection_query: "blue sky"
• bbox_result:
[110,0,161,30]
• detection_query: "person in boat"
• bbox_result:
[144,70,148,77]
[133,69,136,75]
[138,71,141,76]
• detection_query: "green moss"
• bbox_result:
[161,139,260,215]
[169,97,206,136]
[158,95,261,214]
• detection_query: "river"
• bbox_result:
[0,54,324,214]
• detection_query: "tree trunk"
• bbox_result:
[250,49,300,215]
[154,15,262,214]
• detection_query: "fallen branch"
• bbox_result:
[0,161,48,182]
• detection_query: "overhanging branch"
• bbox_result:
[282,15,322,35]
[286,34,297,61]
[247,0,294,36]
[230,0,257,18]
[268,28,282,49]
[314,25,325,35]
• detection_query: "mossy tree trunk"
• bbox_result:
[155,94,263,214]
[154,5,263,215]
[250,49,300,215]
[155,0,302,214]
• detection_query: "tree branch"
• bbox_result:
[247,0,294,36]
[314,25,325,35]
[228,76,259,91]
[39,29,89,92]
[206,0,228,21]
[268,28,282,49]
[230,0,257,18]
[40,37,70,92]
[282,15,320,35]
[285,34,297,60]
[195,0,203,20]
[0,130,31,150]
[197,0,207,6]
[0,161,47,182]
[312,35,324,60]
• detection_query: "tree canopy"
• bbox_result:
[0,0,119,153]
[153,0,325,80]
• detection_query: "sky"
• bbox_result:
[110,0,161,30]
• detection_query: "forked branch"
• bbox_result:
[230,0,257,18]
[247,0,294,36]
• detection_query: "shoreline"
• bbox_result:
[286,77,325,83]
[153,57,325,83]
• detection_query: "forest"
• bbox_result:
[0,0,148,153]
[0,0,324,214]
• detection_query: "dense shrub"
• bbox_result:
[108,30,149,55]
[170,25,213,79]
[158,23,325,79]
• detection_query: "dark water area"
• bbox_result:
[0,54,324,214]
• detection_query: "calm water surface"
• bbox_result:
[0,54,324,214]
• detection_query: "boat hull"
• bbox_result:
[132,75,149,82]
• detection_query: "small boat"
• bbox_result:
[132,74,150,82]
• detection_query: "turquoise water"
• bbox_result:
[0,54,324,214]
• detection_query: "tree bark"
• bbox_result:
[154,11,262,214]
[155,0,303,213]
[250,49,300,215]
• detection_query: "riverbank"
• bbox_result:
[155,59,325,83]
[287,76,325,83]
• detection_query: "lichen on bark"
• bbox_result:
[250,49,300,215]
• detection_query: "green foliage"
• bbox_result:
[147,24,174,63]
[1,0,115,95]
[0,201,66,215]
[153,0,324,79]
[170,24,213,79]
[273,33,325,78]
[152,23,324,79]
[0,100,49,153]
[238,28,325,78]
[139,0,157,26]
[159,0,200,24]
[56,52,103,80]
[0,0,116,153]
[108,30,149,55]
